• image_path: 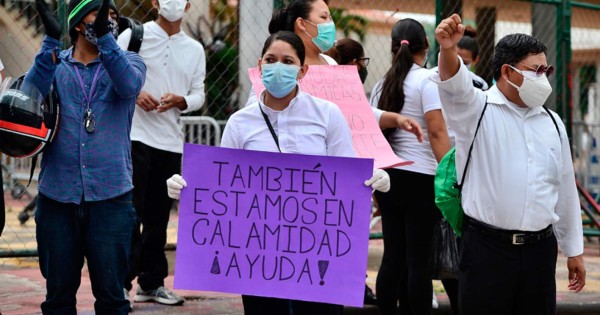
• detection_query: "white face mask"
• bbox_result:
[506,66,552,108]
[158,0,187,22]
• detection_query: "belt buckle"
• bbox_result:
[512,233,526,245]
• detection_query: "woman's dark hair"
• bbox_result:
[377,19,428,137]
[261,31,306,65]
[492,33,547,80]
[325,38,364,65]
[457,25,478,60]
[268,0,321,34]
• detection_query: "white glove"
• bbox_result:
[166,174,187,200]
[364,169,390,193]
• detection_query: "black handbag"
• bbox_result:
[430,219,459,280]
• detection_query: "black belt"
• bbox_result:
[464,216,554,245]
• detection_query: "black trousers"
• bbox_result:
[459,221,558,315]
[241,295,343,315]
[125,141,182,291]
[374,169,439,315]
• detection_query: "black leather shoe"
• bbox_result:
[364,284,377,305]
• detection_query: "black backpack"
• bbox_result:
[118,17,144,53]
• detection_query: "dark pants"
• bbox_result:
[125,141,182,291]
[242,295,343,315]
[459,221,558,315]
[375,169,438,315]
[35,192,135,315]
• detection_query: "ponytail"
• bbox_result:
[376,18,428,138]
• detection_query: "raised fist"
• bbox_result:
[435,14,465,49]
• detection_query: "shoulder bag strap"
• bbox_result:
[457,97,489,190]
[258,105,282,153]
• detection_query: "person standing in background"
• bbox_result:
[117,0,205,308]
[27,0,146,312]
[370,18,451,315]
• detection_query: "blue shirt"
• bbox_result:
[25,35,146,204]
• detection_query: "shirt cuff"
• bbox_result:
[97,33,121,54]
[42,36,62,50]
[182,94,203,114]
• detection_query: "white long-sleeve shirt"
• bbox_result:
[222,89,355,158]
[432,60,583,257]
[117,21,206,153]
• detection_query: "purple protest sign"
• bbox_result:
[174,143,374,307]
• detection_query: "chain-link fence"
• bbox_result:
[1,0,600,263]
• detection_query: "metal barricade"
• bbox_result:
[181,116,222,147]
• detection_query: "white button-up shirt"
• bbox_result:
[117,21,206,153]
[222,89,355,158]
[432,61,583,257]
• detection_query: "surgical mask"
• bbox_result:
[358,67,368,83]
[506,66,553,108]
[261,62,300,98]
[82,19,119,45]
[304,20,336,52]
[158,0,187,22]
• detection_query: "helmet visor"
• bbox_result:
[0,78,44,127]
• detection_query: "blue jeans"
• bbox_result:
[35,191,135,315]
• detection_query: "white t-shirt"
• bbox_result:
[432,61,582,257]
[117,21,206,153]
[370,64,443,175]
[223,88,355,158]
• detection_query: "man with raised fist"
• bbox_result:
[433,13,585,315]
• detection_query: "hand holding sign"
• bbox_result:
[174,144,374,307]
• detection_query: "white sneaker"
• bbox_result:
[124,288,133,312]
[432,291,439,309]
[134,286,184,305]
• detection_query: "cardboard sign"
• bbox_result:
[174,144,374,307]
[249,65,412,169]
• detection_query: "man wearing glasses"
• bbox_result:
[432,14,586,315]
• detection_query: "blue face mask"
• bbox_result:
[261,62,300,99]
[304,20,336,52]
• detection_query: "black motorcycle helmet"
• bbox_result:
[0,76,60,158]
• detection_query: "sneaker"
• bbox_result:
[134,286,184,305]
[124,288,133,312]
[432,291,439,309]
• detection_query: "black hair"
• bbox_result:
[268,0,320,34]
[492,33,547,81]
[377,18,428,137]
[261,31,306,65]
[325,38,364,65]
[457,25,479,60]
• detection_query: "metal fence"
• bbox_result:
[1,0,600,262]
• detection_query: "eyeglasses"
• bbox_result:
[357,57,370,67]
[518,62,555,77]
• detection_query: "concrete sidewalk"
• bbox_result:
[1,193,600,315]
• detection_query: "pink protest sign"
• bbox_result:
[248,65,411,169]
[174,143,374,307]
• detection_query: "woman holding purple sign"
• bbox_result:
[167,31,391,315]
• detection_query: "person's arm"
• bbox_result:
[550,115,585,292]
[425,109,451,162]
[220,115,242,149]
[180,48,206,113]
[436,14,464,81]
[24,36,61,97]
[97,34,146,99]
[326,104,356,158]
[378,111,424,143]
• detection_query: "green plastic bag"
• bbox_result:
[434,147,464,237]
